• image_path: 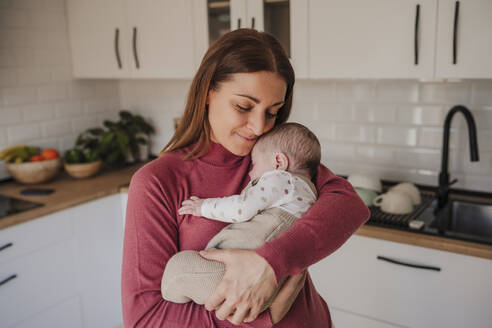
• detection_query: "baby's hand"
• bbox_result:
[178,196,203,216]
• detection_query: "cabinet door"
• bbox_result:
[72,194,125,328]
[436,0,492,78]
[66,0,131,78]
[309,0,437,78]
[310,235,492,328]
[125,0,195,78]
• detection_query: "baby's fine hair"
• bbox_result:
[256,122,321,178]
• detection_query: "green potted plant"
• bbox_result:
[63,128,104,178]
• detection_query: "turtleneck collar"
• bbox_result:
[197,141,248,167]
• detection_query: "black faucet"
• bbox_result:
[437,105,479,210]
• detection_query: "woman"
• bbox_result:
[121,29,369,327]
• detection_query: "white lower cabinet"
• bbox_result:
[310,235,492,328]
[0,193,127,328]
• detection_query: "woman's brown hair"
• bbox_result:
[159,28,295,159]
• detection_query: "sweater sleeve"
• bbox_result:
[121,163,272,327]
[201,171,294,223]
[254,164,370,284]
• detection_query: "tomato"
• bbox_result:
[30,155,44,162]
[41,148,60,160]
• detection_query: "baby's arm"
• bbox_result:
[179,171,294,223]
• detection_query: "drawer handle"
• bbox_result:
[414,4,420,65]
[251,17,255,29]
[0,242,13,252]
[0,274,17,287]
[237,18,241,29]
[114,28,122,69]
[453,1,460,64]
[377,256,441,272]
[132,27,140,69]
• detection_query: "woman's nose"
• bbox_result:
[247,112,266,136]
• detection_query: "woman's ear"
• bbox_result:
[275,153,289,171]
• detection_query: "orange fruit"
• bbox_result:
[30,155,44,162]
[41,148,59,160]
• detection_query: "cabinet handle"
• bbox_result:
[414,4,420,65]
[237,18,241,29]
[453,1,460,64]
[251,17,255,29]
[0,242,13,252]
[377,256,441,272]
[114,28,122,69]
[132,27,140,69]
[0,274,17,287]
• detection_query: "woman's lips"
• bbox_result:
[236,133,257,142]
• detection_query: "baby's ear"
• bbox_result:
[275,153,289,171]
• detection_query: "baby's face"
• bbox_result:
[249,146,276,180]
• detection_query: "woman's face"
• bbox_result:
[207,71,287,156]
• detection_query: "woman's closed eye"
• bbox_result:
[235,104,277,119]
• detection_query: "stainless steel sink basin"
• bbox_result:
[430,200,492,243]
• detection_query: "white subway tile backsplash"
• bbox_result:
[376,80,418,103]
[473,110,492,130]
[2,86,37,106]
[334,123,376,143]
[318,103,353,122]
[295,80,336,103]
[321,141,356,162]
[21,103,53,122]
[460,152,492,175]
[0,68,17,87]
[7,123,41,143]
[354,104,397,123]
[17,67,51,85]
[396,148,442,171]
[54,100,83,118]
[419,82,470,105]
[377,126,417,146]
[471,81,492,106]
[38,84,68,102]
[418,127,462,149]
[42,119,72,137]
[70,116,100,134]
[0,10,26,28]
[0,3,119,160]
[355,145,396,165]
[0,107,23,125]
[335,81,376,102]
[397,105,443,126]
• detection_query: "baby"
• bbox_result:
[161,122,321,311]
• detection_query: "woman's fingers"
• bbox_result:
[215,299,237,321]
[229,303,250,325]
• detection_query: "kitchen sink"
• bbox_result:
[429,199,492,244]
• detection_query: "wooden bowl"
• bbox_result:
[6,158,62,184]
[64,160,102,179]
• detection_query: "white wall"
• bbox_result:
[120,79,492,193]
[0,0,120,177]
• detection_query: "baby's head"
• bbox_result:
[249,123,321,180]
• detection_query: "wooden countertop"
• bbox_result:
[0,161,148,231]
[1,163,491,260]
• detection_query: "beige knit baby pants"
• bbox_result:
[161,207,299,311]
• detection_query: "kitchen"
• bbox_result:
[1,0,492,327]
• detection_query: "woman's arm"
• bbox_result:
[121,168,214,327]
[255,164,370,283]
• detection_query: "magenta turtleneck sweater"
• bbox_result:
[121,142,370,327]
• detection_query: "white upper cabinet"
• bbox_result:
[66,0,130,78]
[202,0,309,77]
[436,0,492,78]
[66,0,197,78]
[308,0,437,79]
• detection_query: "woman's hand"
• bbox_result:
[199,248,277,326]
[268,269,307,324]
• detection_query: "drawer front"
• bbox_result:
[330,307,403,328]
[0,238,77,328]
[11,295,83,328]
[0,209,74,264]
[310,235,492,328]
